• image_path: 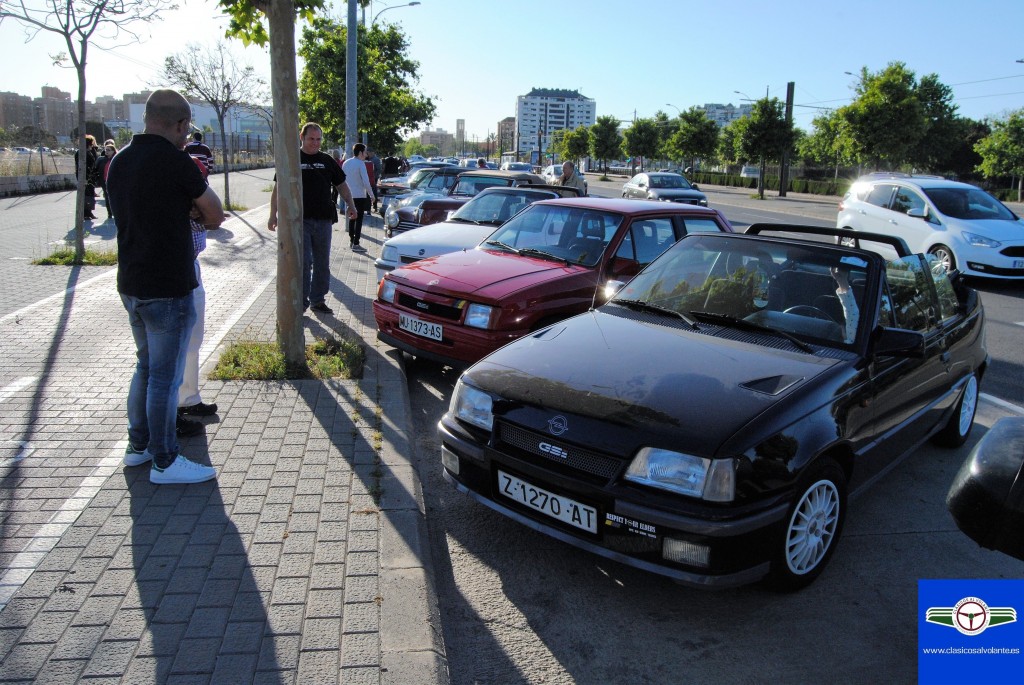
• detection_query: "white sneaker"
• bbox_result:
[123,444,151,467]
[150,455,216,484]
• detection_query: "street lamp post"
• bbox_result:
[372,1,420,24]
[665,103,681,116]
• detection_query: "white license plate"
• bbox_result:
[497,470,597,534]
[1014,259,1024,269]
[399,313,442,341]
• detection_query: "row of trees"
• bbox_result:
[544,62,1023,200]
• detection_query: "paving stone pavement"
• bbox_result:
[0,188,449,684]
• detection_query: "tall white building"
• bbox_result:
[515,88,596,161]
[701,102,753,126]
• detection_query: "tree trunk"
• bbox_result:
[217,115,232,208]
[758,157,766,199]
[74,60,88,261]
[268,0,305,369]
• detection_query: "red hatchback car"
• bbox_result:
[373,198,733,367]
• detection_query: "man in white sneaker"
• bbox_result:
[107,89,224,484]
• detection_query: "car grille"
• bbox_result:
[669,198,703,205]
[399,255,424,265]
[396,292,463,321]
[395,220,422,232]
[1001,246,1024,257]
[496,422,622,481]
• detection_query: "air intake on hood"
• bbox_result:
[740,375,803,396]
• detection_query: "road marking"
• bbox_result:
[199,273,275,369]
[0,442,126,611]
[0,269,116,326]
[981,392,1024,416]
[0,376,39,403]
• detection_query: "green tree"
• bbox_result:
[839,62,924,169]
[589,114,622,172]
[798,109,856,178]
[718,119,743,165]
[910,73,961,171]
[652,110,675,160]
[622,118,660,172]
[975,109,1024,201]
[739,97,796,198]
[556,125,590,164]
[298,18,435,156]
[945,117,989,180]
[664,106,718,170]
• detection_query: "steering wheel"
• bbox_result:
[784,305,837,323]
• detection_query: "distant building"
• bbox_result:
[701,102,753,126]
[496,116,515,157]
[515,88,596,160]
[0,92,34,129]
[455,119,465,155]
[419,127,454,154]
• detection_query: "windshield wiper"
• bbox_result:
[449,217,482,225]
[484,240,520,253]
[517,247,570,265]
[690,311,814,353]
[614,299,698,330]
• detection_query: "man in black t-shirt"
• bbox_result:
[267,123,356,315]
[108,89,225,485]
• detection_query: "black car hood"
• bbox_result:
[466,308,841,456]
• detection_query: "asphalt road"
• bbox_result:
[406,176,1024,685]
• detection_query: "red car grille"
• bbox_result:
[396,292,463,321]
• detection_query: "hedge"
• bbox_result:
[691,171,850,197]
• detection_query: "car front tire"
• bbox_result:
[932,373,979,448]
[928,244,957,273]
[769,458,847,591]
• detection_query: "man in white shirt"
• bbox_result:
[341,143,376,250]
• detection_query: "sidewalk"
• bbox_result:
[0,198,449,683]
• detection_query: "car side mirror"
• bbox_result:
[638,182,647,188]
[691,183,700,191]
[871,326,925,358]
[907,207,927,219]
[604,279,627,299]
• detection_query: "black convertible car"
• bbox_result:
[438,224,988,590]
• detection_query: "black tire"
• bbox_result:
[928,244,957,273]
[768,458,847,591]
[931,373,979,448]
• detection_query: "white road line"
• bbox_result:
[0,442,126,611]
[0,376,39,403]
[0,270,116,326]
[198,273,275,369]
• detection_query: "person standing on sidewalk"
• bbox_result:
[367,146,383,214]
[341,142,375,251]
[107,88,225,485]
[94,140,117,219]
[557,160,587,195]
[75,134,100,220]
[267,123,357,315]
[185,131,215,174]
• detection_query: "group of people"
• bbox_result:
[76,135,120,220]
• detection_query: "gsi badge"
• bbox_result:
[539,442,569,459]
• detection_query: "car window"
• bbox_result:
[926,256,960,322]
[892,187,927,215]
[616,218,677,264]
[883,256,937,333]
[680,217,724,234]
[924,187,1017,221]
[426,175,446,190]
[865,184,896,209]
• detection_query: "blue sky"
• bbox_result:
[3,0,1023,140]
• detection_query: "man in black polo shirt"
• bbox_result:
[108,89,225,485]
[267,123,356,315]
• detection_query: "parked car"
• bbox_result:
[438,223,987,589]
[836,172,1024,279]
[374,198,733,367]
[540,164,588,193]
[385,169,545,236]
[374,185,582,281]
[947,417,1024,562]
[622,172,707,206]
[379,165,463,219]
[501,162,533,172]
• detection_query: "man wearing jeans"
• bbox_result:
[267,123,356,315]
[107,89,225,484]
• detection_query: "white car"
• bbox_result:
[374,186,575,281]
[837,173,1024,279]
[541,163,588,193]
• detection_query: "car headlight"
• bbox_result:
[962,231,1001,248]
[699,198,708,206]
[450,378,493,431]
[378,278,396,303]
[464,303,495,329]
[381,245,399,263]
[386,210,400,228]
[625,448,735,502]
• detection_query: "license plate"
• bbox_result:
[1014,259,1024,269]
[399,313,442,341]
[498,470,597,534]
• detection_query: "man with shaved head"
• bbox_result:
[107,89,225,485]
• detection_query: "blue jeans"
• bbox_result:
[302,218,333,308]
[121,293,196,469]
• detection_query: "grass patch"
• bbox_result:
[261,184,275,192]
[210,336,365,380]
[34,247,118,266]
[599,175,611,181]
[225,202,248,212]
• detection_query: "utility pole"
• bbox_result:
[345,0,358,156]
[779,81,794,197]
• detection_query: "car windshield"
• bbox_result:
[650,175,692,189]
[484,204,624,267]
[450,189,548,225]
[611,235,872,348]
[406,169,433,188]
[923,187,1017,221]
[451,176,510,196]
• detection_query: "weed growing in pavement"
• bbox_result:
[210,336,365,380]
[261,184,274,192]
[224,202,248,212]
[34,247,117,266]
